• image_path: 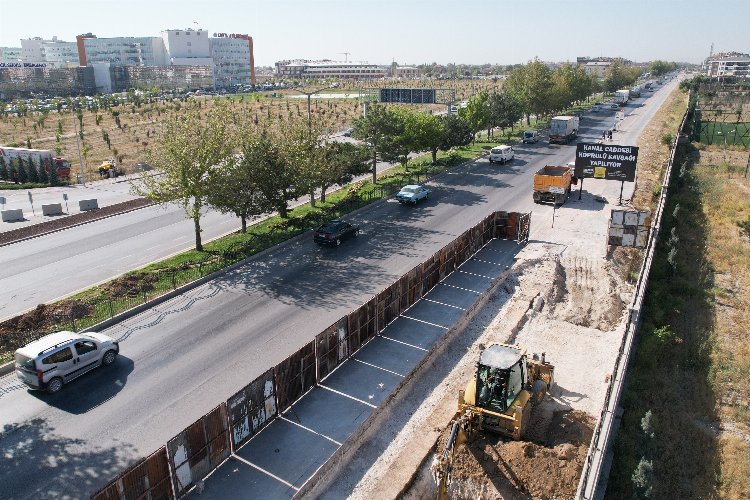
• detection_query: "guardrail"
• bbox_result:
[90,210,528,499]
[575,97,691,500]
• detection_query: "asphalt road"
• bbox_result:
[0,79,680,499]
[0,150,393,321]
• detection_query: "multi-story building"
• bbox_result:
[77,34,167,66]
[0,66,95,98]
[161,29,212,66]
[20,37,79,67]
[0,47,22,64]
[704,52,750,78]
[210,33,256,87]
[275,59,387,79]
[577,57,633,78]
[393,66,420,79]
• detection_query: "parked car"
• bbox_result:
[14,331,120,394]
[396,184,431,205]
[343,127,354,137]
[522,130,539,143]
[313,220,360,246]
[489,145,514,164]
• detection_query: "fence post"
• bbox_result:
[172,271,177,289]
[71,314,77,333]
[108,298,114,318]
[142,289,147,304]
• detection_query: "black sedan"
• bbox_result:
[313,220,360,246]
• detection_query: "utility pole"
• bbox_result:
[289,85,334,131]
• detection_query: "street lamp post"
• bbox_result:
[73,115,85,186]
[289,84,335,131]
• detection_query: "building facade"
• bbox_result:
[21,37,79,67]
[0,47,22,64]
[77,34,167,66]
[704,52,750,78]
[210,33,255,87]
[275,60,387,79]
[0,66,95,98]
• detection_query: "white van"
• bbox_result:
[489,145,514,164]
[15,331,119,393]
[522,130,539,143]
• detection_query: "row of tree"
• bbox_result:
[0,156,60,185]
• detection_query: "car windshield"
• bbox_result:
[491,148,503,154]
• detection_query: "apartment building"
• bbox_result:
[704,52,750,78]
[275,59,387,79]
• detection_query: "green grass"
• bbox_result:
[698,121,750,147]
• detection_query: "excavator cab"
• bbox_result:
[475,345,527,413]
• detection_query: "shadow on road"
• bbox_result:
[0,416,136,498]
[29,356,135,414]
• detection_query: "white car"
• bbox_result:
[489,145,514,164]
[396,184,431,204]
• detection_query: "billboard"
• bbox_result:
[574,143,639,182]
[379,88,436,104]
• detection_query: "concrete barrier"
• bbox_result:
[1,209,24,222]
[79,199,98,211]
[42,203,63,216]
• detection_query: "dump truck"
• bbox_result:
[0,146,71,180]
[533,164,575,205]
[548,115,579,144]
[435,344,555,497]
[630,85,642,98]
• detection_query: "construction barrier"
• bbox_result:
[227,368,277,451]
[166,404,231,497]
[93,211,528,498]
[91,447,172,500]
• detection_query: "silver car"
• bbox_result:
[15,331,120,393]
[396,184,431,205]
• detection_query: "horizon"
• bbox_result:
[1,0,748,67]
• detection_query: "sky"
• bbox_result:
[0,0,748,67]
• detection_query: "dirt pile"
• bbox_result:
[442,410,594,500]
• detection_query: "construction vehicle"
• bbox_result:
[533,164,575,205]
[548,115,579,144]
[614,89,630,106]
[436,344,555,498]
[97,159,116,178]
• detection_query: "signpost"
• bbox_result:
[62,193,69,213]
[574,143,639,204]
[27,191,35,216]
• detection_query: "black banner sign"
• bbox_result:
[574,143,639,182]
[379,88,436,104]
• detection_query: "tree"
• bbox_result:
[407,111,444,164]
[316,141,370,202]
[462,91,490,142]
[239,125,301,219]
[0,156,8,181]
[38,158,49,184]
[352,103,402,183]
[505,59,554,123]
[133,104,235,251]
[206,146,264,234]
[17,158,28,183]
[27,157,40,183]
[439,114,473,152]
[488,91,523,139]
[48,162,59,186]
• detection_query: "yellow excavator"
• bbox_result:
[436,343,555,498]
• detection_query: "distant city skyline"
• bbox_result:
[1,0,748,67]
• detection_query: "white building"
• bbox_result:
[275,59,387,79]
[704,52,750,78]
[161,29,213,66]
[209,33,255,88]
[77,34,167,66]
[21,37,79,67]
[0,47,22,64]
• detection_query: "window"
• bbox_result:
[505,361,524,408]
[74,340,97,355]
[43,347,73,364]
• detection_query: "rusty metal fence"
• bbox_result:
[91,210,528,499]
[227,368,277,451]
[166,404,231,497]
[91,447,172,500]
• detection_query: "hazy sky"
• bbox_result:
[1,0,747,66]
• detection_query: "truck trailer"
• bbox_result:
[548,116,579,144]
[614,89,630,106]
[0,147,71,180]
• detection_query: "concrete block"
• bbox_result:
[79,199,98,211]
[42,203,63,216]
[1,209,24,222]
